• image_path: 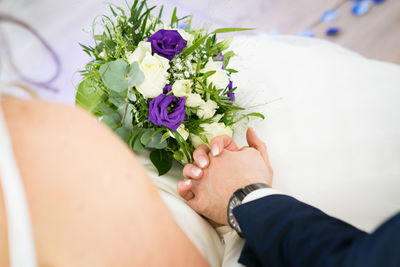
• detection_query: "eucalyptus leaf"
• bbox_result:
[99,60,144,92]
[101,112,121,130]
[115,126,131,143]
[133,136,144,151]
[140,129,153,146]
[146,131,168,149]
[150,149,173,176]
[109,90,127,107]
[126,62,144,88]
[75,78,105,115]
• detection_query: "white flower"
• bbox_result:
[172,79,193,97]
[128,41,170,98]
[197,99,218,119]
[186,93,204,107]
[190,122,233,148]
[190,134,206,148]
[213,114,224,122]
[201,58,230,90]
[203,122,233,140]
[169,125,189,140]
[178,29,194,46]
[175,125,189,140]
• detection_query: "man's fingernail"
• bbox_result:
[184,179,191,186]
[211,144,220,156]
[192,167,202,177]
[198,156,207,168]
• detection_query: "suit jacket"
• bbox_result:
[233,194,400,267]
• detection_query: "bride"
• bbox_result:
[0,91,210,266]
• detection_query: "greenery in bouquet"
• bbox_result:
[76,0,264,175]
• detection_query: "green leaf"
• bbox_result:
[202,70,216,80]
[160,132,170,143]
[101,112,121,130]
[133,135,144,151]
[115,126,131,143]
[181,34,208,57]
[170,7,177,27]
[141,130,168,149]
[150,149,173,176]
[140,129,153,146]
[148,132,167,149]
[211,28,254,34]
[99,59,129,92]
[99,60,144,92]
[216,37,233,51]
[109,90,127,107]
[75,78,106,115]
[126,62,144,87]
[226,68,238,73]
[173,150,184,161]
[246,112,265,120]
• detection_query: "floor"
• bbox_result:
[0,0,399,103]
[158,0,400,64]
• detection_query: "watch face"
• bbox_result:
[227,196,243,235]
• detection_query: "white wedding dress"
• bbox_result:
[138,34,400,267]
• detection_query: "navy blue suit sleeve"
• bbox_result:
[233,194,400,267]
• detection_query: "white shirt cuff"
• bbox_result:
[242,188,282,204]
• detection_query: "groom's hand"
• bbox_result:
[177,134,240,201]
[177,128,273,225]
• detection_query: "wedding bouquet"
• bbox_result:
[76,0,263,175]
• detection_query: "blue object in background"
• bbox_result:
[373,0,386,3]
[352,1,371,16]
[297,29,315,38]
[321,9,339,22]
[177,23,188,30]
[326,27,340,36]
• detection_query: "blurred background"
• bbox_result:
[0,0,399,103]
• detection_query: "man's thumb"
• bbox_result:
[247,127,269,164]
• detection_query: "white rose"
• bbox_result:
[196,99,218,119]
[178,29,194,46]
[190,122,233,148]
[202,58,230,90]
[213,114,224,122]
[128,41,150,63]
[172,79,193,97]
[186,93,204,107]
[190,134,206,148]
[128,41,170,99]
[169,125,189,140]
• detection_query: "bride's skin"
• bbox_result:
[0,97,209,267]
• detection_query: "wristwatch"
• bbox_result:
[227,183,270,237]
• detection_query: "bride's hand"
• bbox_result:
[177,128,273,226]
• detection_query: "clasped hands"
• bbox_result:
[177,128,274,226]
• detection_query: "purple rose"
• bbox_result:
[148,86,186,131]
[147,30,187,61]
[227,81,235,102]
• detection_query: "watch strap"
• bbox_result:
[234,183,270,201]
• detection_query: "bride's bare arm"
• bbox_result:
[0,97,208,267]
